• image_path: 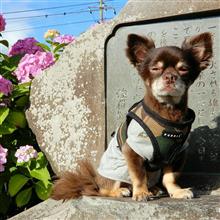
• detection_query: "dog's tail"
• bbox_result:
[51,160,101,200]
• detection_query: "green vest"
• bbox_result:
[117,100,195,171]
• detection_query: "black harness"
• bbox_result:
[116,100,195,171]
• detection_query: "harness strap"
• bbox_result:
[126,111,161,162]
[141,100,195,129]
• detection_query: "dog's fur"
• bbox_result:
[51,32,213,201]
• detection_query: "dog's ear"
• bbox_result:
[126,34,155,66]
[182,32,213,70]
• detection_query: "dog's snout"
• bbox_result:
[163,73,178,84]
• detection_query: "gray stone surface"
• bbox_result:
[26,0,220,175]
[106,13,220,174]
[10,195,220,220]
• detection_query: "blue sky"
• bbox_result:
[1,0,127,47]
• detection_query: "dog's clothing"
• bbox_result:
[98,100,195,186]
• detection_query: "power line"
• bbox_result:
[3,18,113,33]
[6,6,117,21]
[3,1,113,15]
[6,9,100,21]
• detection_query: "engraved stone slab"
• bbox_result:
[105,11,220,174]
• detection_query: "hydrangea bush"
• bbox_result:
[8,37,44,57]
[0,13,75,218]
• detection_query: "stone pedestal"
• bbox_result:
[10,195,220,220]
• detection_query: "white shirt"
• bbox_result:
[97,119,161,188]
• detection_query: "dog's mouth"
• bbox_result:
[151,77,186,104]
[162,85,176,93]
[158,84,183,97]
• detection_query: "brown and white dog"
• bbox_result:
[51,32,212,201]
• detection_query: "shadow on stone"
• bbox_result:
[179,116,220,193]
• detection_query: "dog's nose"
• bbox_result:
[163,73,178,84]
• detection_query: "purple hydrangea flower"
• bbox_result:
[0,75,13,96]
[0,14,6,32]
[53,34,75,44]
[0,145,8,172]
[13,51,55,83]
[15,145,38,163]
[8,37,44,56]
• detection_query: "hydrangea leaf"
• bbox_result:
[0,121,17,135]
[35,181,52,200]
[15,96,29,108]
[6,110,27,128]
[15,187,32,207]
[8,174,29,197]
[11,83,30,99]
[53,43,67,54]
[30,167,51,188]
[0,40,9,48]
[35,43,51,52]
[35,152,48,169]
[0,107,9,125]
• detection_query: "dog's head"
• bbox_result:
[126,32,213,105]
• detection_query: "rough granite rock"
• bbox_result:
[26,0,220,175]
[10,195,220,220]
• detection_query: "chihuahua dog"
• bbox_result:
[52,32,212,201]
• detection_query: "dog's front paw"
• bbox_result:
[118,187,131,197]
[132,189,152,201]
[170,188,194,199]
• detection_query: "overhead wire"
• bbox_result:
[3,18,113,33]
[3,0,114,14]
[6,7,118,22]
[3,0,118,33]
[6,9,101,21]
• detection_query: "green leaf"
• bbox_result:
[53,43,67,54]
[8,174,29,196]
[0,193,10,214]
[9,166,17,173]
[46,39,56,45]
[35,181,52,200]
[0,52,9,62]
[54,54,60,61]
[0,121,17,135]
[0,107,9,125]
[35,152,48,169]
[30,167,51,187]
[0,40,9,48]
[1,65,16,72]
[6,110,27,128]
[15,95,29,107]
[15,187,32,207]
[36,43,51,52]
[11,82,30,98]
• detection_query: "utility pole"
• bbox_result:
[99,0,104,23]
[89,0,116,23]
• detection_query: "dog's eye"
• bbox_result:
[150,67,161,73]
[152,67,159,71]
[178,66,189,74]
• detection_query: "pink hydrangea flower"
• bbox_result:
[0,145,8,172]
[0,75,13,96]
[15,145,38,163]
[53,34,75,44]
[0,14,6,32]
[8,37,44,56]
[13,51,55,83]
